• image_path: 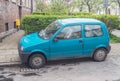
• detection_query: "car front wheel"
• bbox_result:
[93,48,107,62]
[28,54,46,69]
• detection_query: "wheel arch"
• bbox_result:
[91,47,108,57]
[28,51,47,63]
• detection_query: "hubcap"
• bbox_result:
[96,50,106,60]
[32,57,42,66]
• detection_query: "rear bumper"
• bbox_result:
[106,45,111,54]
[18,45,31,63]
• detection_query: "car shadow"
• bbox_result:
[45,57,93,66]
[0,57,93,71]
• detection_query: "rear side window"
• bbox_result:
[85,25,103,38]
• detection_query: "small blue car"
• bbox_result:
[18,18,111,69]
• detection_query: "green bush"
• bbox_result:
[22,14,120,34]
[69,12,92,16]
[110,34,120,43]
[96,15,120,32]
[32,12,92,16]
[22,15,75,34]
[32,12,67,15]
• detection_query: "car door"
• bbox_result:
[83,24,104,56]
[50,25,83,59]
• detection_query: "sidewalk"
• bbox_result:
[0,30,25,65]
[112,29,120,37]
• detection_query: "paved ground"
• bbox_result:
[0,43,120,81]
[0,30,24,50]
[112,29,120,37]
[0,30,24,63]
[0,30,120,81]
[0,45,120,81]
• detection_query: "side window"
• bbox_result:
[56,25,81,40]
[85,25,103,38]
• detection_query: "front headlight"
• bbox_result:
[20,46,24,51]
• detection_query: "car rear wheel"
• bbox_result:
[28,54,46,69]
[93,48,107,62]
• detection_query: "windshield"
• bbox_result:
[39,21,61,39]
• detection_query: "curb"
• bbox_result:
[0,29,17,42]
[0,62,21,67]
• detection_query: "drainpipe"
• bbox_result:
[19,0,22,28]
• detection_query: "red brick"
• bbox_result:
[0,0,34,33]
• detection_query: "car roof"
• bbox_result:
[57,18,103,25]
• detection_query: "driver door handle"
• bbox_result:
[79,39,84,48]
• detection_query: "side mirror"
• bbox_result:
[54,38,58,42]
[53,35,63,42]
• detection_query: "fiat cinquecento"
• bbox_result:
[18,18,111,68]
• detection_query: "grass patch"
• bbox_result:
[110,34,120,43]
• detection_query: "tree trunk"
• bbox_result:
[79,5,83,12]
[117,0,120,15]
[88,5,91,12]
[86,2,91,12]
[118,4,120,15]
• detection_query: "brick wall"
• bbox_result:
[0,0,35,33]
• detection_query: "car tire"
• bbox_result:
[28,54,46,69]
[93,48,107,62]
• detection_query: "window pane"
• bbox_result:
[56,25,81,39]
[85,25,103,37]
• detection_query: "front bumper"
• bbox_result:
[18,45,31,63]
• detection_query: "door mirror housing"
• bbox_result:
[54,38,58,42]
[53,35,63,42]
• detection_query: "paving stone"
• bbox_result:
[0,30,24,64]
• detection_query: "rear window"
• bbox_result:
[85,25,103,38]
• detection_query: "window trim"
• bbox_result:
[55,25,82,40]
[84,24,104,38]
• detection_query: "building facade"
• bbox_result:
[0,0,36,33]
